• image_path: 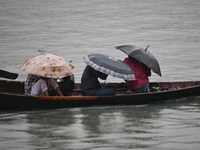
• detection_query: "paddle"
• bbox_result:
[0,69,18,80]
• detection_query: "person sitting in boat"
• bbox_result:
[24,74,74,96]
[24,74,40,95]
[57,74,75,96]
[81,65,116,96]
[30,77,63,96]
[123,57,151,93]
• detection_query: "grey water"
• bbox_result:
[0,0,200,149]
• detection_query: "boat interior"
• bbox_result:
[1,79,200,95]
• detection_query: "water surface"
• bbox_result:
[0,0,200,149]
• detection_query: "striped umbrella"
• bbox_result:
[83,53,136,81]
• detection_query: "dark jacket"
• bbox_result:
[81,65,108,95]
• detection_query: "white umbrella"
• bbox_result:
[20,53,74,79]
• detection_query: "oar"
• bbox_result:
[0,70,18,80]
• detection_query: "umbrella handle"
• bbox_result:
[145,45,149,52]
[104,79,106,84]
[101,79,107,88]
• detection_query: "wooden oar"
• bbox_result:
[0,70,18,80]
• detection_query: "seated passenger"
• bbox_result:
[24,74,40,95]
[123,57,151,93]
[30,77,63,96]
[57,74,75,96]
[81,65,116,96]
[24,74,74,96]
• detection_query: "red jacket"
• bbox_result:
[123,57,151,89]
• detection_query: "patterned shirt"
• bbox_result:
[24,74,39,95]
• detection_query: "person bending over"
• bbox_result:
[81,65,116,96]
[24,74,74,96]
[123,57,151,93]
[30,77,63,96]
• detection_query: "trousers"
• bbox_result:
[92,84,116,96]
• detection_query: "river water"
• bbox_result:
[0,0,200,149]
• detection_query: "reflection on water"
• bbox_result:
[0,97,200,149]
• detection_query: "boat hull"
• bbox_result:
[1,84,200,111]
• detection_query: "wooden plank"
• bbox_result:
[35,95,99,101]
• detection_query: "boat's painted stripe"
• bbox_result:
[35,96,99,101]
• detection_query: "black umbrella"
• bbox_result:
[83,53,136,81]
[116,45,161,76]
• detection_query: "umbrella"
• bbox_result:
[116,45,161,76]
[83,53,136,81]
[20,53,74,79]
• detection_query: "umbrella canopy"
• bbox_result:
[116,45,161,76]
[83,53,136,81]
[20,53,74,79]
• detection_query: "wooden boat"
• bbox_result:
[0,79,200,111]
